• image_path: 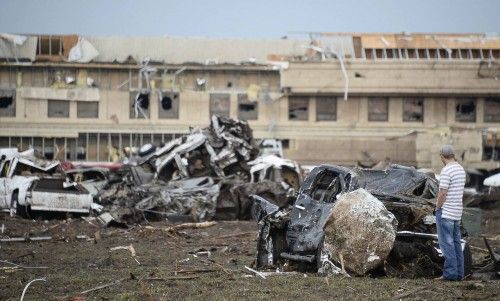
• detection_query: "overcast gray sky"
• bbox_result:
[0,0,499,38]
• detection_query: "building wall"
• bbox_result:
[1,63,500,172]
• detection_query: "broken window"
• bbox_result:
[209,93,230,117]
[130,92,150,119]
[77,101,99,118]
[455,98,476,122]
[48,99,69,118]
[316,96,337,121]
[38,36,63,56]
[0,90,16,117]
[288,96,309,121]
[158,92,179,119]
[237,94,258,120]
[403,97,424,122]
[368,97,389,121]
[484,98,500,122]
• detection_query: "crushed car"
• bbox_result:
[252,164,473,278]
[0,148,93,217]
[65,167,110,198]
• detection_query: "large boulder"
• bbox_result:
[323,188,398,275]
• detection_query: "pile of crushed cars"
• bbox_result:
[76,115,301,226]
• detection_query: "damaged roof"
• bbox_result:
[1,32,499,65]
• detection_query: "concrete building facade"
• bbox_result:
[1,33,499,171]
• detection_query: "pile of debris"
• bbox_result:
[93,115,301,226]
[252,164,475,278]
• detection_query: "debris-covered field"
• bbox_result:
[1,116,499,300]
[0,209,499,301]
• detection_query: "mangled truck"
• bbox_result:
[0,148,93,217]
[252,164,473,278]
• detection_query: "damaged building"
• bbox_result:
[1,33,500,172]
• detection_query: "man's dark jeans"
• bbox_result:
[436,208,464,280]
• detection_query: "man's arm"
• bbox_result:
[436,188,448,208]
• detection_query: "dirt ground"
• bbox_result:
[0,207,499,301]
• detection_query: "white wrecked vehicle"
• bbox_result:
[0,148,93,217]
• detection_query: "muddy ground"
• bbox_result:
[0,207,499,301]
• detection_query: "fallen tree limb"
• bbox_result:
[145,221,217,233]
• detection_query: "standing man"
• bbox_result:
[435,145,466,280]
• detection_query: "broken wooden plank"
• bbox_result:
[0,236,52,243]
[80,277,127,295]
[244,266,266,279]
[144,221,217,233]
[145,276,199,281]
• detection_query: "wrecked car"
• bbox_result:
[252,164,473,278]
[65,167,110,198]
[0,148,93,216]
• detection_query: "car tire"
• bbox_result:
[463,242,472,277]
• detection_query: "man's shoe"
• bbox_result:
[434,276,445,280]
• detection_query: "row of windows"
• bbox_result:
[364,48,500,61]
[288,96,500,123]
[1,93,500,123]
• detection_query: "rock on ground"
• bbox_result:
[324,188,398,275]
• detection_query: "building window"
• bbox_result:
[484,98,500,122]
[316,96,337,121]
[403,97,424,122]
[38,35,63,56]
[368,97,389,121]
[0,90,16,117]
[158,92,179,119]
[455,98,476,122]
[77,101,99,118]
[237,94,258,120]
[48,99,69,118]
[209,93,230,117]
[288,96,309,121]
[130,91,150,119]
